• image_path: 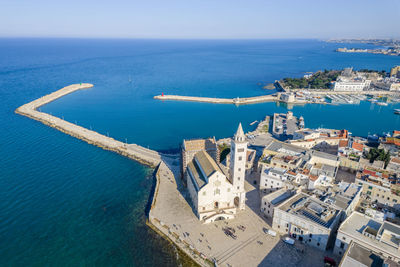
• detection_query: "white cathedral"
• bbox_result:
[184,123,247,223]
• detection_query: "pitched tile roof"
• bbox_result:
[390,157,400,165]
[352,142,363,151]
[339,140,348,148]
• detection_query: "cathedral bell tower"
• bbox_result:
[229,123,247,210]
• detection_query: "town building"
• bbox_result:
[373,77,400,91]
[334,211,400,263]
[356,168,400,210]
[390,65,400,78]
[184,124,247,223]
[379,136,400,156]
[289,128,348,153]
[332,78,371,91]
[332,68,372,91]
[260,188,295,218]
[387,157,400,173]
[260,166,290,192]
[271,181,361,250]
[272,192,342,250]
[339,241,394,267]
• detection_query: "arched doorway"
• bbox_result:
[214,201,219,209]
[215,216,225,221]
[234,197,240,207]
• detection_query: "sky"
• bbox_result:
[1,0,399,39]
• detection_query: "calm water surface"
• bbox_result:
[1,38,400,266]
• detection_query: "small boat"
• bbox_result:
[383,132,391,137]
[394,109,400,114]
[376,102,388,106]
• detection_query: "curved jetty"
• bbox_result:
[154,94,278,105]
[15,83,163,167]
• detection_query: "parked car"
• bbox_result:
[283,237,295,245]
[324,256,336,266]
[267,229,277,237]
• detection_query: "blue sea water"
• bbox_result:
[1,38,400,266]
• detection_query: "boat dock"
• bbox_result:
[154,94,278,105]
[15,83,166,168]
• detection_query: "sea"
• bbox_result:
[1,38,399,266]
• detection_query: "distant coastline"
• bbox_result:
[326,38,400,57]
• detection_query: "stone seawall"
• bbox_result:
[154,94,278,105]
[15,83,162,168]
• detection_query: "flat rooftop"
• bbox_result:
[262,189,295,206]
[311,150,338,161]
[265,167,287,176]
[279,193,340,229]
[264,139,307,156]
[341,242,384,267]
[339,212,400,257]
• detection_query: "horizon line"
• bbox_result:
[0,36,399,41]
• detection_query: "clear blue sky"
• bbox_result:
[1,0,399,39]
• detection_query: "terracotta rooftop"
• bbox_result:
[390,157,400,165]
[339,140,348,148]
[362,168,389,179]
[183,138,217,152]
[385,137,400,146]
[352,142,363,152]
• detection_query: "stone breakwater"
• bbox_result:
[15,83,163,168]
[154,94,278,105]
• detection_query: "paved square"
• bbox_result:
[149,160,340,266]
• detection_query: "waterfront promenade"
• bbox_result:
[15,84,165,167]
[154,94,278,105]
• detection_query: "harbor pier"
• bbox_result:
[15,83,165,167]
[154,94,279,105]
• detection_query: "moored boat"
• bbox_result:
[376,102,388,106]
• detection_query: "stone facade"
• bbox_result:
[184,123,247,223]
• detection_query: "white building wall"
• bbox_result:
[272,208,335,251]
[230,125,247,210]
[333,79,370,91]
[187,171,199,214]
[261,199,275,218]
[198,172,234,210]
[260,167,287,192]
[334,230,400,261]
